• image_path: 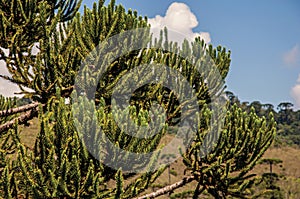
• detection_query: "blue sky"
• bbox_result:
[81,0,300,109]
[0,0,299,110]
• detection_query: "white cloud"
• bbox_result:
[0,47,21,97]
[283,44,300,67]
[291,74,300,109]
[148,2,211,45]
[0,60,21,97]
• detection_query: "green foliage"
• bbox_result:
[0,0,81,49]
[225,92,300,147]
[74,0,149,55]
[0,95,18,124]
[0,0,277,198]
[0,125,19,199]
[0,98,167,198]
[13,99,111,198]
[182,105,276,198]
[255,158,285,198]
[253,171,285,198]
[0,0,82,102]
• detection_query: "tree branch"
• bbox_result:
[134,176,195,199]
[0,107,39,134]
[0,102,39,117]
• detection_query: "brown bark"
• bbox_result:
[135,176,195,199]
[0,106,39,134]
[0,102,39,117]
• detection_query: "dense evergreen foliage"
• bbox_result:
[225,91,300,147]
[0,0,278,198]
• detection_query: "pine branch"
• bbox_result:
[0,102,39,117]
[134,176,195,199]
[0,106,39,134]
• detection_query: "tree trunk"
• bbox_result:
[0,102,39,117]
[0,107,39,134]
[135,176,195,199]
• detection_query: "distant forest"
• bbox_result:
[225,91,300,147]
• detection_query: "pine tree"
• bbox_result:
[0,0,82,103]
[180,106,276,198]
[0,0,277,198]
[0,96,19,198]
